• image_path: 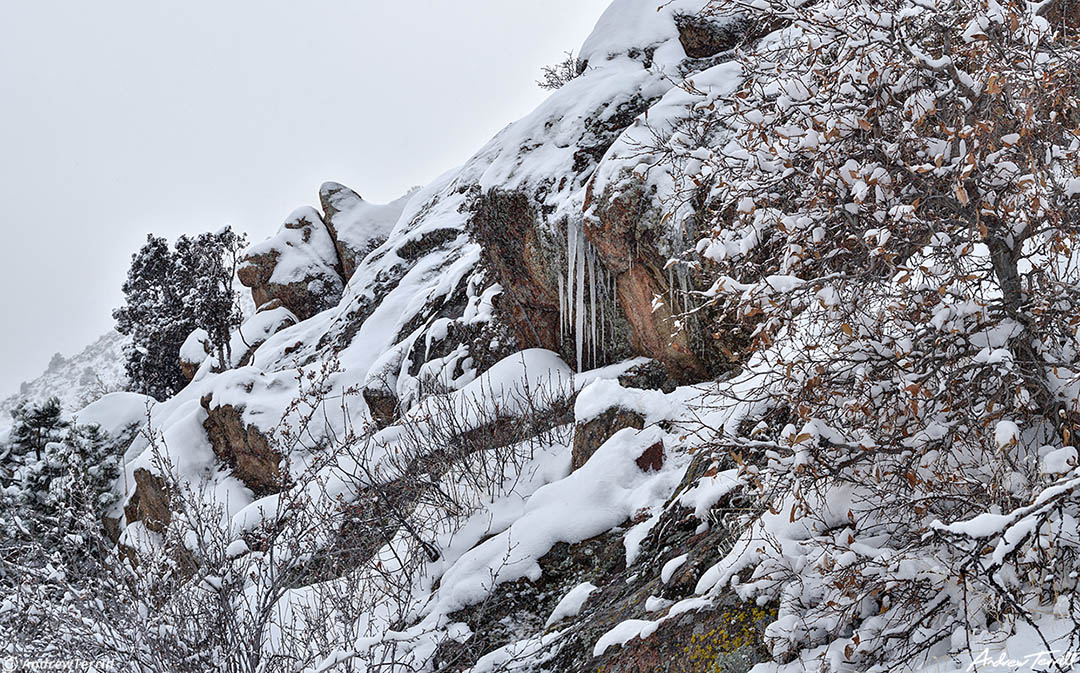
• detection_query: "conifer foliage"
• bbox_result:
[0,398,123,590]
[113,227,246,400]
[8,396,67,461]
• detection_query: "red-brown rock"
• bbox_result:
[200,396,287,496]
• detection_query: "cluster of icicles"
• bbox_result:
[559,220,617,371]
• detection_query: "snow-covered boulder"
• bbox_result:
[73,391,154,439]
[199,391,284,497]
[179,328,210,381]
[319,181,414,281]
[238,206,344,320]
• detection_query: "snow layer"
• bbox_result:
[432,424,677,613]
[241,206,343,289]
[320,181,415,269]
[574,378,675,424]
[73,391,154,438]
[544,581,598,628]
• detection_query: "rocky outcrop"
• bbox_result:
[585,179,708,382]
[592,598,773,673]
[434,474,771,673]
[179,357,202,383]
[179,328,210,382]
[675,13,751,59]
[106,3,785,668]
[200,397,285,496]
[118,467,199,576]
[635,439,665,472]
[617,359,678,393]
[238,206,345,320]
[395,227,462,262]
[231,305,297,369]
[572,407,646,470]
[123,468,172,532]
[320,182,411,281]
[362,385,398,430]
[177,307,298,380]
[470,191,562,353]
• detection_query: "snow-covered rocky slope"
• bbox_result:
[99,3,764,667]
[0,330,128,438]
[79,0,1080,671]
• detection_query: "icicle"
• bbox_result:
[598,266,606,353]
[611,272,617,352]
[589,246,597,368]
[679,265,690,315]
[558,273,565,346]
[667,266,675,312]
[606,268,612,351]
[567,222,578,338]
[575,229,586,372]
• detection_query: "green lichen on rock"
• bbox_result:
[680,603,777,673]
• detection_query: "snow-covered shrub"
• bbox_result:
[663,0,1080,670]
[0,354,579,672]
[537,51,585,91]
[390,365,574,520]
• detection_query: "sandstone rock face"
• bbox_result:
[470,191,562,353]
[362,385,398,430]
[123,467,172,532]
[118,468,199,576]
[238,206,345,320]
[200,396,285,496]
[179,354,203,383]
[585,179,707,382]
[635,439,664,472]
[319,182,411,281]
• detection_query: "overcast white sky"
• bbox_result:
[0,0,611,398]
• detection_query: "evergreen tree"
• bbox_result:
[16,423,116,515]
[113,227,247,400]
[174,227,247,370]
[0,416,126,592]
[9,396,68,461]
[113,234,186,400]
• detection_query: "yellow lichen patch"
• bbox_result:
[680,604,777,673]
